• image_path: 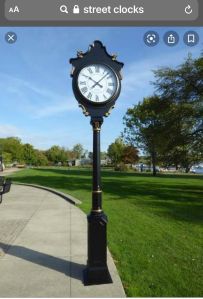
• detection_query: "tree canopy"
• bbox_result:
[0,137,89,167]
[123,54,203,174]
[107,137,139,167]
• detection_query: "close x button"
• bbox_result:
[5,31,17,44]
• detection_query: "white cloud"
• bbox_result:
[0,125,21,137]
[32,98,78,118]
[0,72,77,118]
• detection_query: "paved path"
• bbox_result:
[0,185,125,298]
[0,167,23,176]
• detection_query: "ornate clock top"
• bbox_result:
[70,40,124,79]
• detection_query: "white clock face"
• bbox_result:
[77,64,119,103]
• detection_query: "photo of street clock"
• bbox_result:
[77,64,119,103]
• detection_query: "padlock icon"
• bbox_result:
[73,5,80,14]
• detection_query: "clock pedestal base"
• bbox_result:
[84,267,112,286]
[83,211,112,285]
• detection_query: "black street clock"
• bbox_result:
[70,40,123,118]
[70,41,124,285]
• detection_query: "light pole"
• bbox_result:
[70,40,124,285]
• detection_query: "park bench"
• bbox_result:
[0,179,12,204]
[0,176,5,190]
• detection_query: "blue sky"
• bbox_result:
[0,27,202,151]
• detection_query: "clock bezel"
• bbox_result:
[73,63,121,106]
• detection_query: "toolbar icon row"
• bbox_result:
[144,31,199,47]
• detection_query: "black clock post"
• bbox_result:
[70,41,124,285]
[0,145,3,166]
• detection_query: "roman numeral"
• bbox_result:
[87,92,92,99]
[81,87,88,93]
[95,95,99,102]
[95,66,100,73]
[107,75,112,79]
[88,68,93,74]
[107,88,113,95]
[80,81,86,85]
[108,83,115,87]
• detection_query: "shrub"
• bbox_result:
[114,163,129,172]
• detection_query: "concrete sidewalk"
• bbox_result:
[0,167,23,176]
[0,185,125,298]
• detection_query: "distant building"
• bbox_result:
[67,158,92,166]
[67,159,81,166]
[81,158,92,165]
[101,158,111,166]
[67,158,110,167]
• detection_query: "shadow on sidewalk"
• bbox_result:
[0,242,85,282]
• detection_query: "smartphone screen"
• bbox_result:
[0,0,202,298]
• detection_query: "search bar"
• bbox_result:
[5,0,199,22]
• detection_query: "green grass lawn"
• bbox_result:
[10,167,203,297]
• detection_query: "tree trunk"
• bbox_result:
[151,151,157,176]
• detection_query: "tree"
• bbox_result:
[23,143,36,165]
[67,150,77,160]
[88,151,93,160]
[34,150,49,166]
[72,144,84,159]
[59,147,69,164]
[122,146,139,165]
[107,138,125,166]
[2,152,12,165]
[81,149,88,159]
[123,54,203,174]
[0,137,24,162]
[101,152,108,160]
[153,54,203,171]
[123,96,169,175]
[46,146,68,164]
[88,151,107,161]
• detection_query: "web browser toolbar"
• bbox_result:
[1,0,201,26]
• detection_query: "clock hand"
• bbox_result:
[82,74,103,88]
[91,73,109,89]
[89,78,103,88]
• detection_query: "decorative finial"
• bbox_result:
[77,51,84,58]
[112,54,117,61]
